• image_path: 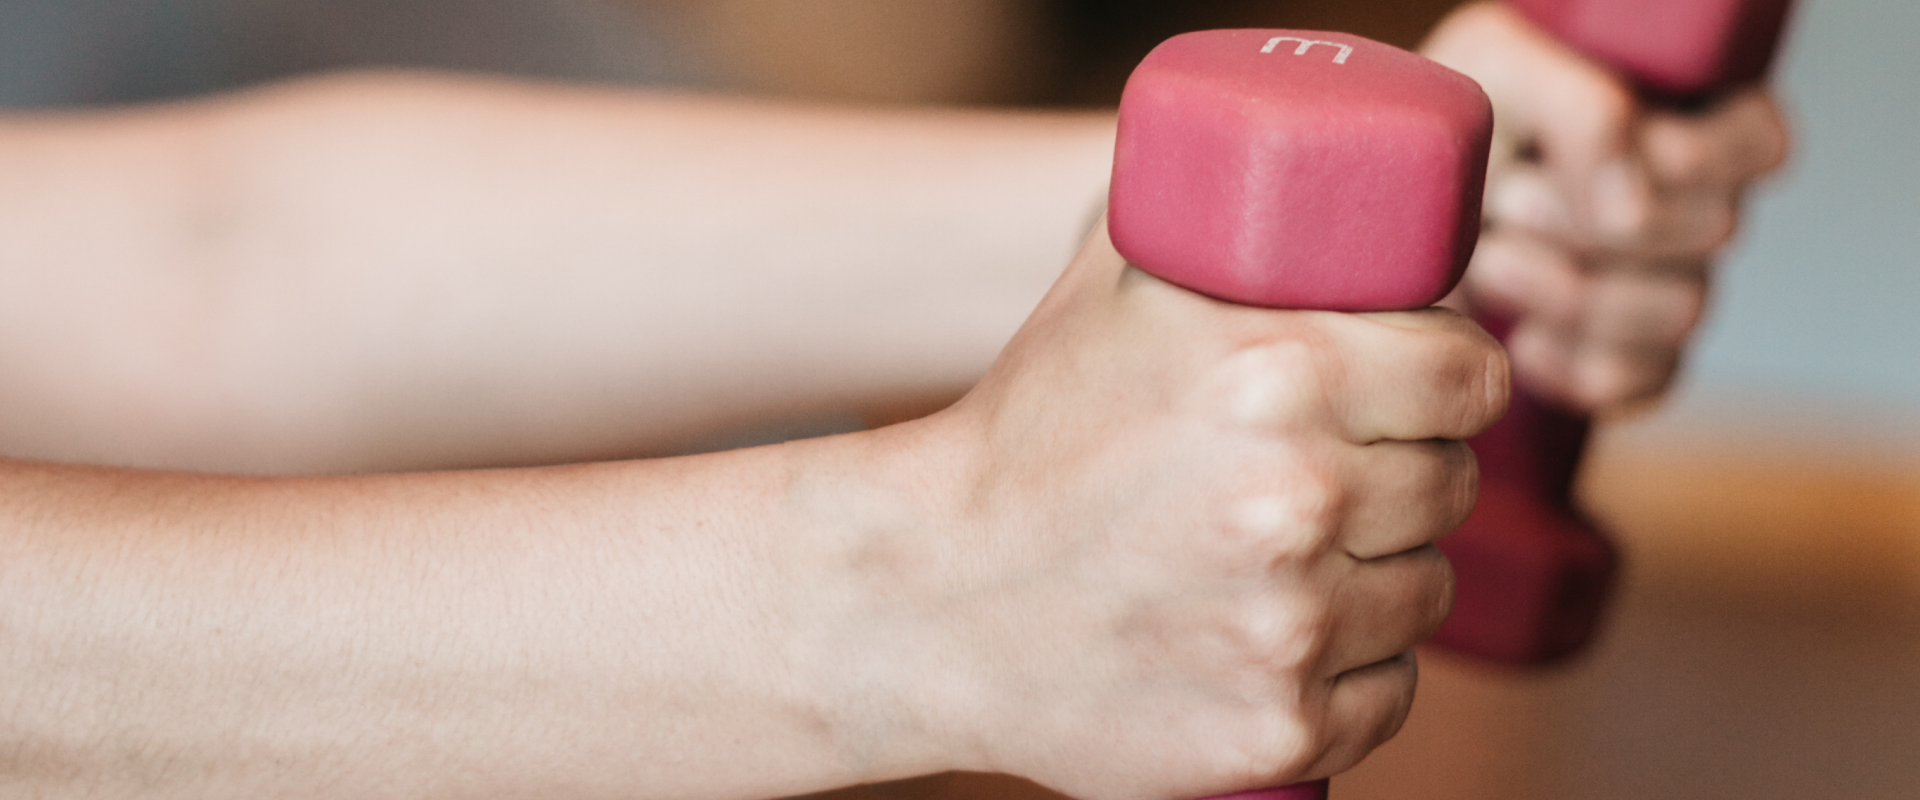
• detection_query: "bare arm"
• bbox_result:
[1,444,932,800]
[1,224,1506,800]
[0,72,1115,473]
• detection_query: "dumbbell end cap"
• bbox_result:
[1110,30,1492,312]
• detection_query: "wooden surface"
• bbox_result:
[1335,425,1920,800]
[795,424,1920,800]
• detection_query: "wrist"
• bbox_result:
[769,413,992,785]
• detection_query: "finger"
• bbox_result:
[1324,309,1511,443]
[1308,651,1420,777]
[1338,439,1478,561]
[1485,164,1579,240]
[1460,228,1584,323]
[1641,87,1792,189]
[1585,157,1661,245]
[1490,164,1740,255]
[1579,266,1710,348]
[1619,186,1742,256]
[1503,320,1584,408]
[1482,146,1658,246]
[1569,342,1682,411]
[1322,545,1454,677]
[1485,161,1663,251]
[1506,320,1684,412]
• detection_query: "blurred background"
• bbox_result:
[4,0,1915,797]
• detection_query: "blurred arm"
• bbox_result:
[0,72,1115,473]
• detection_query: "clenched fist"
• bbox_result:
[1423,2,1790,413]
[820,224,1508,799]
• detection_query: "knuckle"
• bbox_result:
[1212,339,1331,431]
[1222,600,1324,677]
[1289,465,1345,530]
[1198,708,1319,791]
[1221,480,1342,565]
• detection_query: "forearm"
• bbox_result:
[0,427,962,800]
[0,222,1504,800]
[0,73,1115,473]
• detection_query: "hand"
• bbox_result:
[864,223,1507,799]
[1422,2,1790,413]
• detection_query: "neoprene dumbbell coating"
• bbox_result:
[1109,30,1495,800]
[1110,30,1491,312]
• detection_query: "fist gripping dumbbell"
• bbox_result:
[1109,29,1495,800]
[1430,0,1798,664]
[1092,2,1793,793]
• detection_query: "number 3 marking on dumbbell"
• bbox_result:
[1260,36,1353,64]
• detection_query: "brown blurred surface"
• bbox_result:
[795,427,1920,800]
[1334,428,1920,800]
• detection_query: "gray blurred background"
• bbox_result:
[1646,0,1920,454]
[0,0,692,105]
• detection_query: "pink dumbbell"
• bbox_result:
[1110,29,1494,800]
[1111,30,1490,312]
[1431,0,1798,664]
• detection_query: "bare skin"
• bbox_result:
[0,225,1507,800]
[0,73,1114,473]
